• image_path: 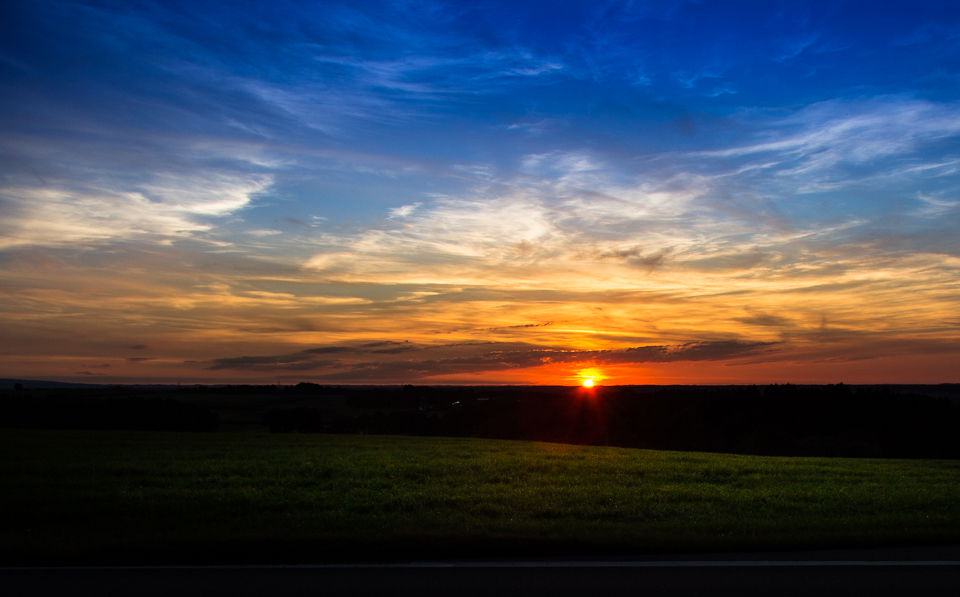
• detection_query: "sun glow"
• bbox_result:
[582,378,594,387]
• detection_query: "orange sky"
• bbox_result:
[2,238,958,384]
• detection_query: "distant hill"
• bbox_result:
[0,379,109,390]
[4,381,960,458]
[0,379,198,391]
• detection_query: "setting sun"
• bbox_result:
[582,379,594,387]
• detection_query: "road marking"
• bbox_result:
[5,561,960,570]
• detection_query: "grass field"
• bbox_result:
[3,429,960,564]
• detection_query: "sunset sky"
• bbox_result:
[3,1,960,385]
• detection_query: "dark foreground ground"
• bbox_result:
[5,545,960,597]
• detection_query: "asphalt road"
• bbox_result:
[4,546,960,597]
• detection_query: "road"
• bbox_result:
[4,546,960,596]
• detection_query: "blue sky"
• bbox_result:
[3,1,960,384]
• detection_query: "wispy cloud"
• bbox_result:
[0,174,271,248]
[207,340,776,380]
[701,98,960,186]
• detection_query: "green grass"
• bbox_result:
[3,429,960,564]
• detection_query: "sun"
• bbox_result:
[582,378,594,387]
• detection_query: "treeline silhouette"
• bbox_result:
[0,395,219,432]
[4,383,960,458]
[270,383,960,459]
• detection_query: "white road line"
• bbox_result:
[5,561,960,570]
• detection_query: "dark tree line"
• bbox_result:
[0,395,219,432]
[267,383,960,459]
[4,383,960,459]
[263,407,323,433]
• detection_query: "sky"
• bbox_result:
[2,0,960,385]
